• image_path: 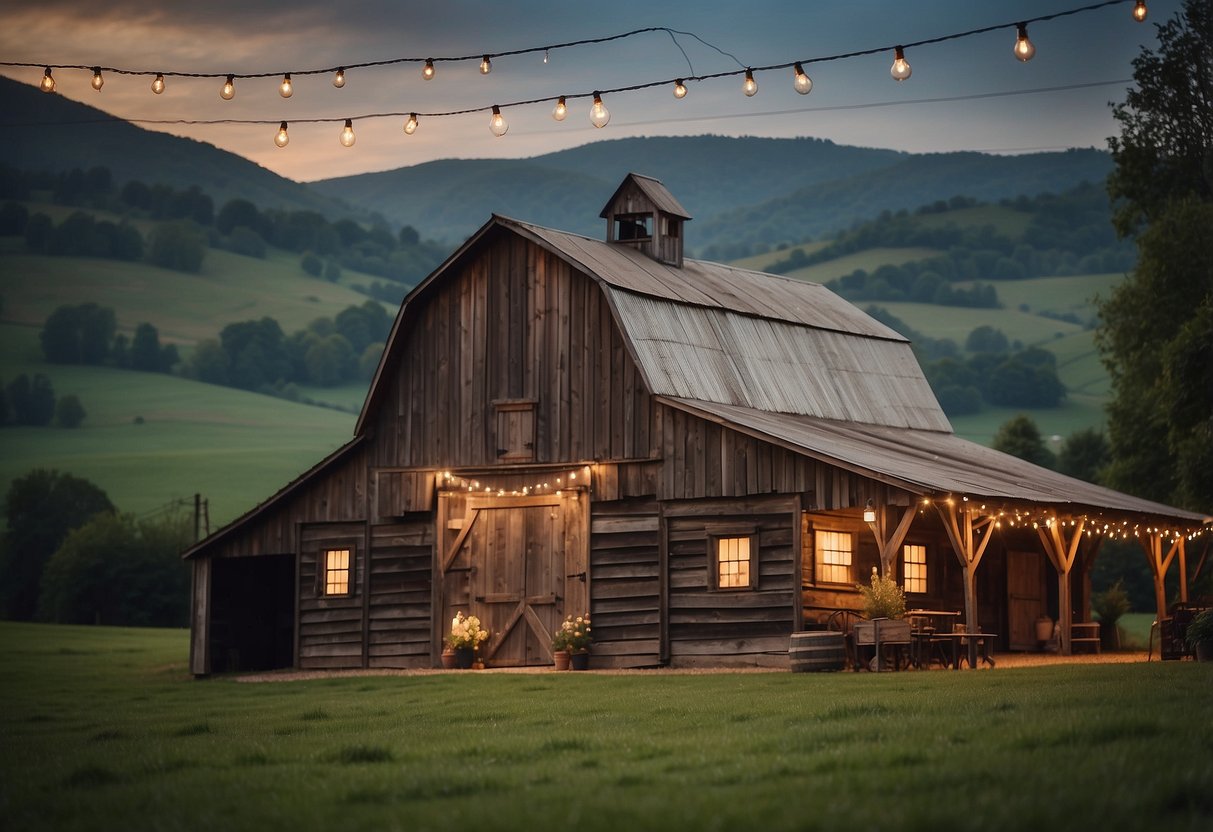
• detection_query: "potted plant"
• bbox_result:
[557,613,592,670]
[853,568,910,645]
[551,626,571,671]
[1092,580,1130,650]
[446,611,490,668]
[1185,609,1213,662]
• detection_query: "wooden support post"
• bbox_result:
[1036,517,1085,656]
[936,501,996,639]
[1178,537,1187,604]
[866,505,916,580]
[1140,533,1181,621]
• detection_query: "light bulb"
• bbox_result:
[1133,1,1147,22]
[340,118,356,147]
[673,79,687,99]
[543,49,549,64]
[151,73,165,94]
[91,67,104,91]
[890,46,911,81]
[1013,24,1036,62]
[279,73,293,98]
[333,67,346,88]
[743,69,758,96]
[422,59,435,80]
[480,55,492,75]
[274,121,289,148]
[589,93,610,128]
[40,67,55,93]
[221,75,235,100]
[489,105,508,137]
[404,113,418,135]
[793,62,813,95]
[552,96,568,121]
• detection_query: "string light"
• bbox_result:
[742,68,758,96]
[438,466,594,497]
[339,118,356,147]
[589,92,610,128]
[151,73,165,94]
[403,112,419,134]
[793,62,812,95]
[333,67,346,88]
[40,67,55,93]
[90,67,104,91]
[673,79,688,99]
[890,46,911,81]
[551,96,568,121]
[1133,1,1147,22]
[221,74,236,100]
[279,73,293,98]
[479,55,492,75]
[274,121,289,147]
[543,49,550,64]
[422,58,435,80]
[1013,24,1036,62]
[489,105,508,136]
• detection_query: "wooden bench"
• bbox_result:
[1071,622,1101,654]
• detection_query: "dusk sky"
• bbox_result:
[0,0,1176,182]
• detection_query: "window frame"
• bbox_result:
[321,546,354,598]
[813,528,854,586]
[706,526,758,592]
[615,212,653,241]
[902,542,928,595]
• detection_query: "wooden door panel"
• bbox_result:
[1007,550,1043,650]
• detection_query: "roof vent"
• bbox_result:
[599,173,691,268]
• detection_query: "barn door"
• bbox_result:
[1007,550,1045,650]
[436,491,587,666]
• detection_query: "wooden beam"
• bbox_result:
[1140,534,1182,620]
[1036,517,1085,655]
[935,501,997,638]
[866,505,916,579]
[441,508,480,574]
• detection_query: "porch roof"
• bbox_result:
[660,396,1211,528]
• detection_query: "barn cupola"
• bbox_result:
[600,172,691,268]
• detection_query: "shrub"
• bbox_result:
[55,394,85,428]
[858,567,906,619]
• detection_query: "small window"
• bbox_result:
[903,544,927,594]
[323,548,352,596]
[661,216,681,238]
[815,530,852,584]
[713,535,755,590]
[494,400,535,461]
[615,213,652,241]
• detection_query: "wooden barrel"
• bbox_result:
[789,631,846,672]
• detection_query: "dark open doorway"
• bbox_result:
[209,554,295,673]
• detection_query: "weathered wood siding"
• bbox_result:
[298,522,366,669]
[368,517,434,668]
[370,232,658,470]
[589,498,662,668]
[664,496,799,667]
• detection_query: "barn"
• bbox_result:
[183,173,1209,674]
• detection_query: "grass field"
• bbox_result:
[1,622,1210,832]
[911,204,1034,237]
[0,324,353,526]
[783,247,942,284]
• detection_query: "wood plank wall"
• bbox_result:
[368,517,434,668]
[298,522,366,669]
[663,496,799,667]
[589,498,662,668]
[370,232,659,470]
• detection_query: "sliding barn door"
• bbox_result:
[436,491,588,666]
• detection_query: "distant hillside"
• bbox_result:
[314,137,1113,253]
[0,75,348,218]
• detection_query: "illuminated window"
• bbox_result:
[903,544,927,594]
[713,535,755,590]
[323,548,351,596]
[815,530,852,584]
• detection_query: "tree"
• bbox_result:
[992,414,1055,469]
[148,221,205,272]
[55,394,85,428]
[6,373,56,426]
[965,325,1009,354]
[130,322,164,372]
[304,334,355,386]
[40,303,116,365]
[0,470,114,620]
[37,510,192,627]
[215,198,265,236]
[1057,428,1110,484]
[1099,0,1213,511]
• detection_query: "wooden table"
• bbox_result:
[923,631,997,669]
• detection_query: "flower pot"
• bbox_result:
[553,650,571,671]
[453,646,474,669]
[441,649,457,670]
[570,651,590,671]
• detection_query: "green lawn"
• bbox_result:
[784,247,942,284]
[877,301,1085,347]
[912,204,1034,237]
[969,273,1125,318]
[0,622,1210,832]
[731,240,831,272]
